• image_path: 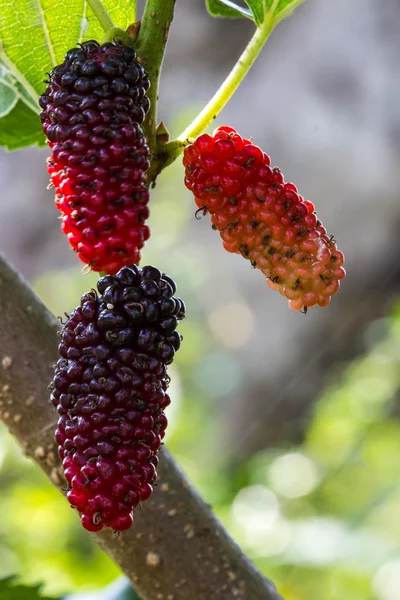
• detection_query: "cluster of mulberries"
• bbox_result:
[183,126,345,311]
[50,265,185,531]
[40,35,345,535]
[39,40,151,274]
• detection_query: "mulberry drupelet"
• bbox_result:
[183,126,345,311]
[50,265,185,532]
[40,40,151,274]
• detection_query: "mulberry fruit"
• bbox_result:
[39,40,151,274]
[50,265,185,532]
[183,126,345,311]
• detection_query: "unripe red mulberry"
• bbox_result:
[50,265,185,531]
[39,40,151,274]
[183,126,345,311]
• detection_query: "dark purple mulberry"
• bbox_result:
[50,265,185,532]
[39,40,151,274]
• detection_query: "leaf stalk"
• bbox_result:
[86,0,114,33]
[148,0,286,181]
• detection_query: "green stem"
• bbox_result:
[147,0,281,178]
[86,0,114,33]
[178,0,279,141]
[135,0,177,158]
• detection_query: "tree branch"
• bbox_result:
[0,253,281,600]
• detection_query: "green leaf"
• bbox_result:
[0,61,40,113]
[267,0,306,23]
[0,577,55,600]
[0,99,45,150]
[205,0,306,27]
[245,0,306,26]
[0,81,17,116]
[63,577,142,600]
[244,0,264,25]
[205,0,253,19]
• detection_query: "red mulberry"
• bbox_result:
[39,40,151,274]
[50,265,185,532]
[183,126,345,311]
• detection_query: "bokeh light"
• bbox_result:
[268,452,320,499]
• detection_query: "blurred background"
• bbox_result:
[1,0,400,598]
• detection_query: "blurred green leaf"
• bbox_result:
[64,577,141,600]
[0,100,45,149]
[0,576,142,600]
[205,0,253,20]
[0,61,41,114]
[0,577,55,600]
[0,59,44,148]
[245,0,264,25]
[205,0,306,27]
[0,82,17,117]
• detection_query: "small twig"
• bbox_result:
[149,0,307,178]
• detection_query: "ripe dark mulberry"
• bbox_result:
[39,40,151,274]
[50,265,185,532]
[183,126,345,311]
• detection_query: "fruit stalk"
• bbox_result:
[156,0,281,174]
[178,4,278,142]
[0,252,282,600]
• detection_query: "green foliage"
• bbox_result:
[0,576,142,600]
[205,0,253,20]
[0,82,16,117]
[246,0,264,25]
[224,308,400,599]
[0,62,45,149]
[205,0,306,26]
[0,100,45,149]
[63,577,141,599]
[0,577,55,600]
